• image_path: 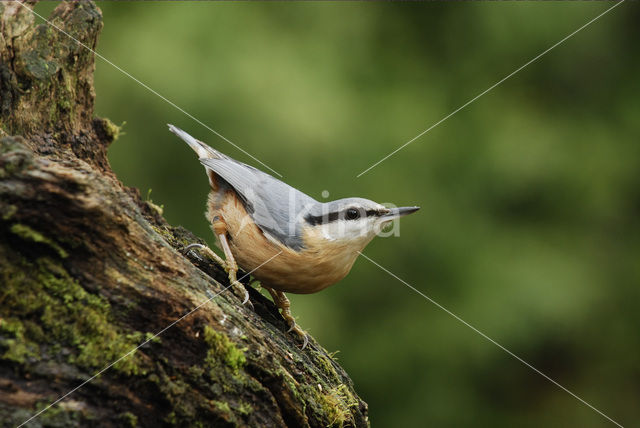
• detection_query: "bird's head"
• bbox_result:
[302,197,419,249]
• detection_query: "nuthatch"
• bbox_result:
[169,125,419,348]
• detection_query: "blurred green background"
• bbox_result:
[36,2,640,426]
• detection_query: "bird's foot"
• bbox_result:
[286,319,309,350]
[227,268,253,309]
[183,243,227,269]
[183,243,252,308]
[265,287,309,350]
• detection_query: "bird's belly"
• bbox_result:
[242,250,356,294]
[231,229,358,294]
[208,191,358,294]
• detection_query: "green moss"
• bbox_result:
[0,204,17,220]
[144,332,162,344]
[153,371,242,427]
[150,224,199,251]
[21,49,60,80]
[25,398,96,426]
[187,365,205,379]
[0,252,147,376]
[151,224,172,242]
[203,326,247,374]
[106,119,124,141]
[212,400,231,414]
[118,411,138,427]
[165,411,177,425]
[58,97,72,111]
[312,350,340,382]
[159,373,188,398]
[10,223,69,258]
[279,369,303,402]
[0,318,37,363]
[319,384,359,428]
[236,401,253,416]
[145,189,164,216]
[0,137,33,178]
[282,376,359,428]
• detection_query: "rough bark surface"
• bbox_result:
[0,2,369,427]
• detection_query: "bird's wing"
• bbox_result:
[200,158,316,251]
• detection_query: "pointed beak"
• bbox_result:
[381,206,420,220]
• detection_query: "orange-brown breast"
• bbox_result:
[206,190,360,294]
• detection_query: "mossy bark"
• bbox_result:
[0,2,369,427]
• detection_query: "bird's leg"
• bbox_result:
[212,216,250,305]
[265,287,309,350]
[183,219,251,305]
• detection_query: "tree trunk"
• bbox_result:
[0,2,369,427]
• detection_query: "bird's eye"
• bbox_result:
[345,208,360,220]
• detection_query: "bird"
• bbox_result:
[169,124,419,349]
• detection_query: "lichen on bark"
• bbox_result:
[0,2,368,427]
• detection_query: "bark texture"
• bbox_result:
[0,2,369,427]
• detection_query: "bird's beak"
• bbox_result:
[381,206,420,220]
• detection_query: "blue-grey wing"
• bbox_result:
[200,158,316,250]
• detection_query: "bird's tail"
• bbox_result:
[167,124,225,159]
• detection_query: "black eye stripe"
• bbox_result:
[305,208,383,225]
[304,211,339,225]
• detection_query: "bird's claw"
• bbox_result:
[297,331,309,350]
[184,242,252,308]
[182,243,204,261]
[182,243,228,269]
[240,289,249,305]
[264,287,308,350]
[228,271,253,309]
[298,334,309,350]
[183,242,204,253]
[287,322,309,350]
[233,284,252,307]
